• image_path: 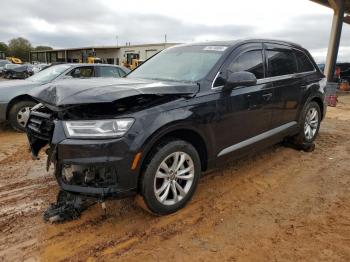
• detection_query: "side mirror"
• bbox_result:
[224,71,257,90]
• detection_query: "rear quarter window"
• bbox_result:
[117,68,127,77]
[266,50,298,77]
[99,66,121,78]
[295,51,315,73]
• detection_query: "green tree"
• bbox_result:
[0,42,8,54]
[34,45,53,51]
[8,37,32,62]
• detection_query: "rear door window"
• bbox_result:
[227,50,264,79]
[295,51,314,73]
[69,66,94,78]
[99,66,121,78]
[266,50,298,77]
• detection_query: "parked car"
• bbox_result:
[0,63,130,131]
[0,59,11,76]
[26,39,326,215]
[2,64,34,79]
[31,63,49,74]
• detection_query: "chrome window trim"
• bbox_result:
[292,48,316,73]
[211,69,316,90]
[257,69,316,83]
[211,71,224,89]
[211,46,317,90]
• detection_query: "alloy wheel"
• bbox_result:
[304,107,319,140]
[154,152,194,206]
[17,106,31,128]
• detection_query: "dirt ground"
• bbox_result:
[1,95,350,262]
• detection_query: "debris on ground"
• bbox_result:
[283,141,316,152]
[43,190,96,223]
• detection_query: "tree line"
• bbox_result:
[0,37,53,62]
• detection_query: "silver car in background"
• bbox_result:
[0,63,130,131]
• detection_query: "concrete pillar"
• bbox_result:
[65,50,67,62]
[324,0,344,82]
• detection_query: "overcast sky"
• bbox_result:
[1,0,350,62]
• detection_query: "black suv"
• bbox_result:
[26,39,326,215]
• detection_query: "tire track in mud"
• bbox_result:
[0,128,56,262]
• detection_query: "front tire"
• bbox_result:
[139,140,201,215]
[8,100,37,132]
[293,101,321,145]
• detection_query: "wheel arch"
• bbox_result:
[136,126,209,191]
[310,96,324,120]
[6,95,37,120]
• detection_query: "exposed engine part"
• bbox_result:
[62,165,75,182]
[43,190,96,223]
[61,164,117,187]
[84,168,95,184]
[60,94,177,120]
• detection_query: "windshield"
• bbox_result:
[127,45,227,82]
[27,64,71,82]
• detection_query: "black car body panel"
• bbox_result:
[29,78,199,107]
[26,39,327,200]
[3,65,33,79]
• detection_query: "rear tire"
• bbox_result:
[293,101,321,145]
[8,100,37,132]
[139,140,201,215]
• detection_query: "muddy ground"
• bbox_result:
[1,95,350,262]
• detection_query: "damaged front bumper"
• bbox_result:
[26,106,139,200]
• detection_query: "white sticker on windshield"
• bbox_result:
[203,46,228,52]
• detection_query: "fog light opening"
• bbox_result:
[61,164,117,187]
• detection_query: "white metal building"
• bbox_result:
[30,43,179,65]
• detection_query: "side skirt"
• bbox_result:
[217,121,298,157]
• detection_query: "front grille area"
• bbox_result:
[27,105,55,140]
[61,164,118,187]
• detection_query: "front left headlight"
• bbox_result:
[63,118,135,138]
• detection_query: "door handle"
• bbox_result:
[246,94,258,109]
[262,93,272,101]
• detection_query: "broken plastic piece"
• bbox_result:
[43,190,96,223]
[300,142,315,152]
[101,202,107,218]
[283,141,315,152]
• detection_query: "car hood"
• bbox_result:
[0,79,42,90]
[29,78,199,107]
